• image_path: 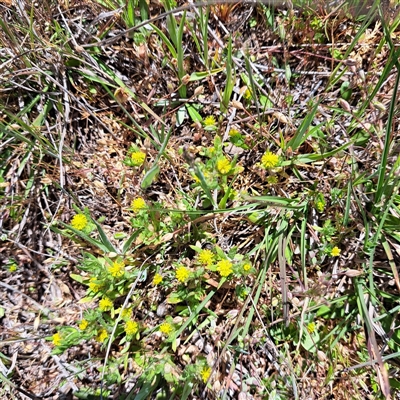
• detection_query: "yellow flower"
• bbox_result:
[71,214,88,230]
[216,158,231,175]
[96,329,108,343]
[200,366,212,383]
[192,174,200,183]
[243,263,251,272]
[152,273,163,285]
[88,278,102,293]
[131,151,146,166]
[99,297,113,312]
[131,197,146,212]
[8,264,17,272]
[125,320,139,336]
[198,249,214,266]
[176,266,190,283]
[52,332,62,346]
[79,319,89,330]
[229,128,240,137]
[331,246,341,257]
[261,151,279,169]
[108,260,125,278]
[217,259,233,277]
[243,88,252,100]
[119,307,132,320]
[316,200,325,212]
[203,115,216,126]
[307,322,316,334]
[159,322,174,336]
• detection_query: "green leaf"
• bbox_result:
[287,101,320,151]
[166,292,184,304]
[176,106,187,126]
[70,273,86,284]
[340,81,352,100]
[141,163,160,189]
[301,329,320,353]
[92,219,117,253]
[189,68,224,81]
[122,230,141,254]
[221,36,234,113]
[316,304,331,318]
[54,222,110,253]
[186,103,202,124]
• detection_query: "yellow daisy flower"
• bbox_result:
[203,115,216,126]
[99,297,113,312]
[176,266,190,283]
[229,128,240,137]
[52,332,62,346]
[243,263,251,272]
[217,259,233,277]
[261,151,279,169]
[200,366,212,383]
[331,246,341,257]
[71,214,88,230]
[131,151,146,166]
[131,197,146,212]
[243,88,252,100]
[159,322,174,336]
[79,319,89,330]
[108,260,125,278]
[152,273,163,285]
[96,329,108,343]
[88,278,102,293]
[125,320,139,336]
[198,249,214,266]
[307,322,316,334]
[216,157,231,175]
[119,307,132,320]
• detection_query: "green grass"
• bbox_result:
[1,0,400,399]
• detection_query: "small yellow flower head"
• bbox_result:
[203,115,216,127]
[79,319,89,330]
[217,259,233,277]
[88,278,102,293]
[316,200,325,213]
[243,263,251,272]
[229,128,240,137]
[152,273,163,285]
[99,297,113,312]
[71,214,88,230]
[198,249,214,266]
[176,266,190,283]
[131,151,146,166]
[192,174,200,183]
[108,260,125,278]
[131,197,146,213]
[244,88,252,100]
[52,332,62,346]
[125,320,139,336]
[261,151,279,169]
[307,321,316,334]
[159,321,174,336]
[119,307,132,320]
[200,366,212,383]
[8,264,17,272]
[331,246,341,257]
[96,329,108,343]
[267,175,278,184]
[216,158,231,175]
